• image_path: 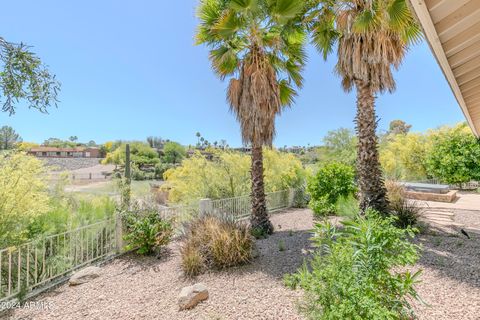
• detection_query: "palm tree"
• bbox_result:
[196,0,307,234]
[310,0,421,213]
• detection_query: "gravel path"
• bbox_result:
[4,206,480,320]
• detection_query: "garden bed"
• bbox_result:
[4,208,480,320]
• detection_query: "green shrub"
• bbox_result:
[307,162,356,216]
[123,208,174,255]
[180,215,253,277]
[288,211,421,320]
[334,194,359,218]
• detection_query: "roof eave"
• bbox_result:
[407,0,480,137]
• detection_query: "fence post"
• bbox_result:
[288,189,295,207]
[199,199,213,216]
[115,213,124,254]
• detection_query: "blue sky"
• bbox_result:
[0,1,466,147]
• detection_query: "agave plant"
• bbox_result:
[196,0,307,234]
[309,0,421,213]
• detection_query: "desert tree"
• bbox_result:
[309,0,421,213]
[196,0,307,234]
[0,37,60,115]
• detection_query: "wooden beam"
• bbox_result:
[461,76,480,93]
[408,0,479,136]
[430,0,471,22]
[448,38,480,67]
[465,93,480,105]
[425,0,445,11]
[443,20,480,56]
[457,66,480,86]
[452,55,480,77]
[436,0,480,42]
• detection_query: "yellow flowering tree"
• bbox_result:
[380,133,428,181]
[163,149,305,204]
[0,153,50,247]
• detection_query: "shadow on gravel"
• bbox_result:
[416,227,480,289]
[113,246,176,275]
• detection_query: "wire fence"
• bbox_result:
[0,189,297,304]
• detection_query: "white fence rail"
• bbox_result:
[0,189,297,304]
[210,189,294,220]
[0,218,118,303]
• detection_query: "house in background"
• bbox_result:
[28,146,101,158]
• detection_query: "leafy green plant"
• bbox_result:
[162,141,186,164]
[334,194,359,218]
[123,208,173,255]
[180,215,253,277]
[289,211,422,320]
[307,162,356,216]
[425,123,480,185]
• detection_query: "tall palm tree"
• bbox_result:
[309,0,421,213]
[196,0,307,234]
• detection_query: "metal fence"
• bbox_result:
[0,189,296,304]
[49,172,111,181]
[210,189,294,220]
[0,218,118,303]
[417,179,480,190]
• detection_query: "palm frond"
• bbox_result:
[278,79,297,106]
[210,46,240,78]
[268,0,305,24]
[212,9,243,39]
[229,0,259,13]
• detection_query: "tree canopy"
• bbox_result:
[0,125,22,150]
[162,141,186,164]
[425,123,480,185]
[0,38,60,115]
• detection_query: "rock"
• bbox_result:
[69,266,102,286]
[178,283,209,310]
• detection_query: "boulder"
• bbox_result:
[69,266,102,286]
[178,283,209,310]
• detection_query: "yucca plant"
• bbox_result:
[308,0,421,214]
[196,0,307,234]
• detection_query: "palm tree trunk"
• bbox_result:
[355,80,389,214]
[250,144,273,234]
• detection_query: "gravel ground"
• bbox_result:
[4,207,480,320]
[4,210,314,320]
[410,208,480,320]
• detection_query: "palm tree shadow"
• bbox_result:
[415,225,480,289]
